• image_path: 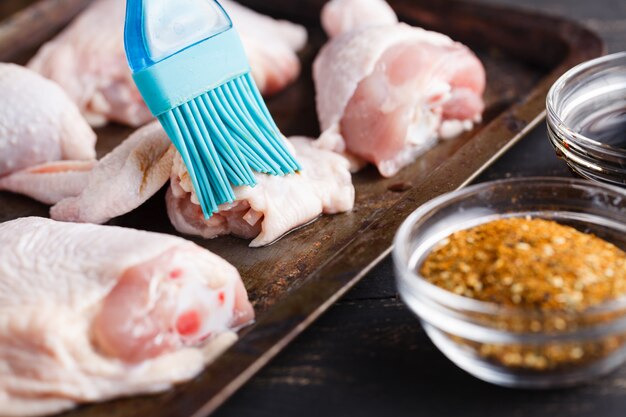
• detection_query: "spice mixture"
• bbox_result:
[421,217,626,311]
[420,217,626,371]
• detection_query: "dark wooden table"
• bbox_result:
[212,1,626,417]
[1,1,624,416]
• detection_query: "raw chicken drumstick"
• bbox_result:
[0,217,253,417]
[0,63,96,177]
[28,0,308,127]
[314,0,486,177]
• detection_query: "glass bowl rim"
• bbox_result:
[547,130,626,176]
[546,51,626,156]
[393,176,626,319]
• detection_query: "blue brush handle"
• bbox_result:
[125,0,233,73]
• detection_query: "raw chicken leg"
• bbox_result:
[314,4,486,177]
[28,0,308,127]
[0,64,96,177]
[321,0,398,38]
[51,122,175,224]
[167,137,355,247]
[0,217,253,417]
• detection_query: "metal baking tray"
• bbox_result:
[0,0,603,415]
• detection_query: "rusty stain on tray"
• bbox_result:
[0,0,604,416]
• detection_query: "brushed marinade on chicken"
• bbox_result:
[50,122,176,224]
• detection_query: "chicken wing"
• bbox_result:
[51,122,175,224]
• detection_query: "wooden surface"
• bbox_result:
[0,1,623,416]
[212,1,626,417]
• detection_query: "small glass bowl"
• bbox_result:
[547,52,626,186]
[393,177,626,388]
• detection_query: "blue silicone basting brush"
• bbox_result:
[124,0,301,217]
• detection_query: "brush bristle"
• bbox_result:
[159,73,301,218]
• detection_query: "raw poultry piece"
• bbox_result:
[321,0,398,37]
[0,217,253,417]
[0,63,96,177]
[27,0,147,126]
[167,137,355,247]
[28,0,308,127]
[314,2,486,177]
[51,122,175,224]
[0,160,95,205]
[3,122,352,249]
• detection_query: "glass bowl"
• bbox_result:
[547,52,626,186]
[393,177,626,388]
